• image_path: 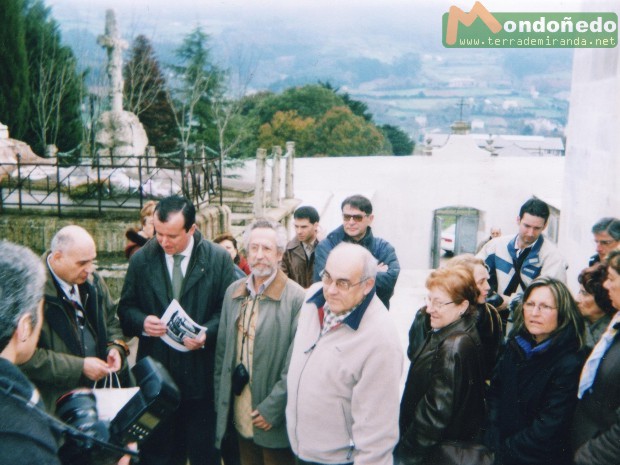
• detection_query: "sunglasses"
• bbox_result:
[343,214,367,223]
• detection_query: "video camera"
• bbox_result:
[56,356,180,465]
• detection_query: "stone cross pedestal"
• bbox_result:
[95,9,148,165]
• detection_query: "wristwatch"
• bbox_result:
[108,339,130,356]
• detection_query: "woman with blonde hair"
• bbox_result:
[125,200,157,259]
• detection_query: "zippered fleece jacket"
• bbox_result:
[477,234,567,302]
[286,283,403,465]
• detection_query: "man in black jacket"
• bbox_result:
[118,196,235,465]
[0,240,60,465]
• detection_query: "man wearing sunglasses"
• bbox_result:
[313,195,400,309]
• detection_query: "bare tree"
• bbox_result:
[212,46,257,167]
[31,43,74,151]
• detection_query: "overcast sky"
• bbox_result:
[46,0,592,40]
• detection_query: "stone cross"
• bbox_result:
[97,10,127,113]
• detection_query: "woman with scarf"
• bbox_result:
[485,277,587,465]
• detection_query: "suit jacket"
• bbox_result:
[117,230,235,399]
[20,261,125,412]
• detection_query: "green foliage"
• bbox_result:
[314,106,386,156]
[124,35,178,152]
[258,110,316,155]
[168,27,224,153]
[0,0,30,140]
[381,124,414,156]
[239,83,414,157]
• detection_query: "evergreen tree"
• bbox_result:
[23,0,82,155]
[168,27,224,153]
[124,35,177,152]
[381,124,414,155]
[0,0,30,140]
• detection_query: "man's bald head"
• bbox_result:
[322,243,377,314]
[49,225,97,285]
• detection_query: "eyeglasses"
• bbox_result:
[595,239,617,246]
[343,214,367,223]
[320,269,368,291]
[425,297,454,309]
[523,301,557,313]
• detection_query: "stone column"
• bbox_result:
[270,146,281,208]
[97,10,127,114]
[254,148,266,217]
[285,141,295,199]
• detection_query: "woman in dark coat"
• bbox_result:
[576,262,616,348]
[485,277,587,465]
[572,249,620,465]
[397,266,486,464]
[408,254,502,381]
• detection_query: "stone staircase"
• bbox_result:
[221,177,301,237]
[221,178,256,236]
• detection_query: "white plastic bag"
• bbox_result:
[92,372,140,422]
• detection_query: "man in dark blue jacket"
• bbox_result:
[313,195,400,309]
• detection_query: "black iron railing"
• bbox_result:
[0,148,221,216]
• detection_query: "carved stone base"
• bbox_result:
[95,110,148,165]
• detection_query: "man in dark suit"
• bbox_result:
[117,195,235,465]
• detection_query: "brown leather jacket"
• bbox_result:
[281,237,317,288]
[398,314,486,463]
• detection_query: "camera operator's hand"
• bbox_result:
[83,357,111,381]
[107,348,122,372]
[144,315,167,337]
[251,410,272,431]
[183,332,206,351]
[117,442,137,465]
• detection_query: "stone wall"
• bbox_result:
[0,204,231,300]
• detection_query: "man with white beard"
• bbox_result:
[215,218,305,465]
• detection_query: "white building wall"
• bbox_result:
[559,0,620,291]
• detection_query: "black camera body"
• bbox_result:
[57,356,180,465]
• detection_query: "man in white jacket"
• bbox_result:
[286,243,403,465]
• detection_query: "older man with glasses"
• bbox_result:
[286,243,403,465]
[588,217,620,266]
[313,194,400,309]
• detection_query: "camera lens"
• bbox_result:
[56,388,100,432]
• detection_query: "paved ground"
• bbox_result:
[385,268,430,388]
